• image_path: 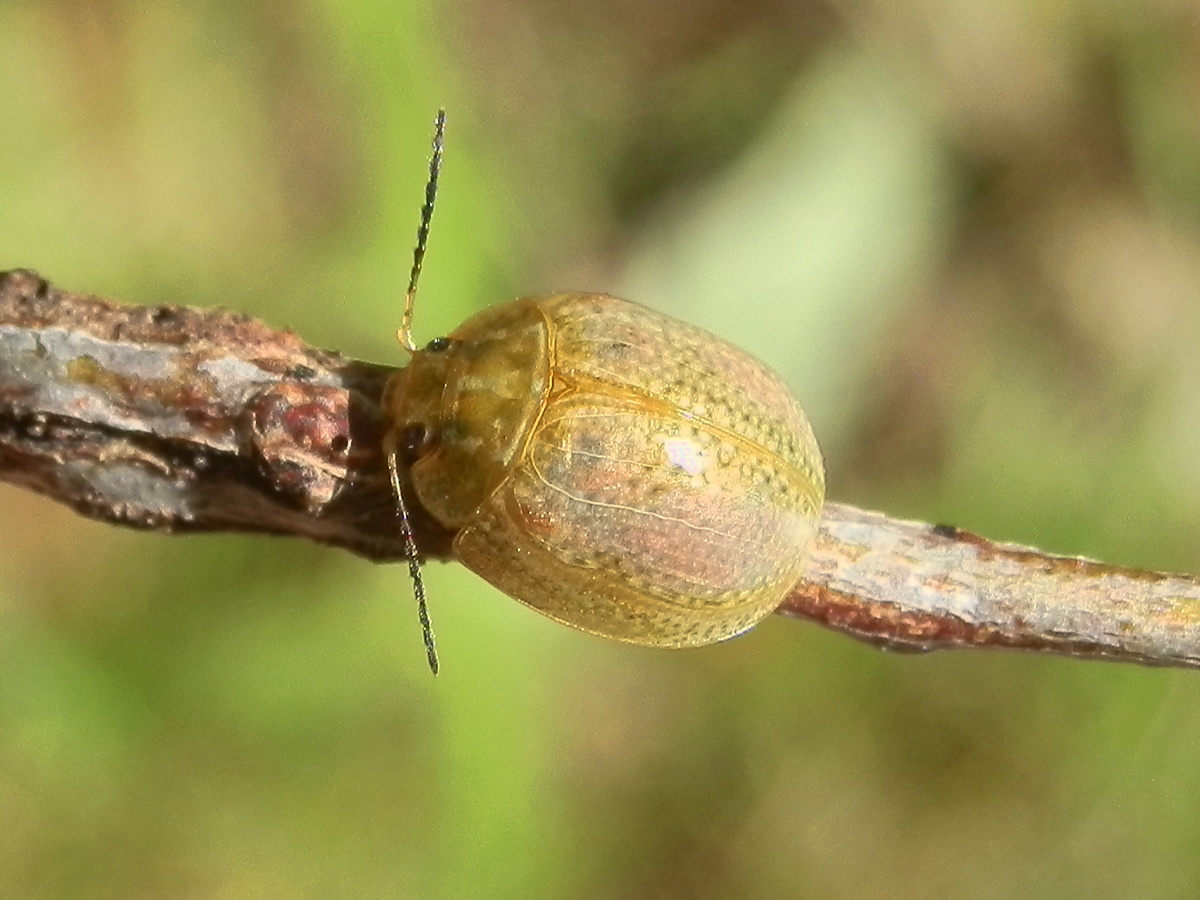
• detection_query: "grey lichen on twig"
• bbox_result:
[3,268,1199,670]
[0,268,454,561]
[779,506,1200,669]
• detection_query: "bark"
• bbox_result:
[3,268,1198,669]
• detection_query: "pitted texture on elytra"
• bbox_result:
[386,292,825,647]
[456,496,767,647]
[546,294,823,498]
[521,398,805,601]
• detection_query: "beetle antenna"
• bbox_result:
[397,108,446,354]
[386,440,439,675]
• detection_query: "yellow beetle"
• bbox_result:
[382,113,824,672]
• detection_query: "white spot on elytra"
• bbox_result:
[662,436,707,476]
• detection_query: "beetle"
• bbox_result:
[383,112,825,673]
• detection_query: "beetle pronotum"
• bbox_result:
[384,111,826,674]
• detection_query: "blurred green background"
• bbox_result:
[3,1,1200,897]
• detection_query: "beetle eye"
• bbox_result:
[399,422,436,465]
[425,336,455,353]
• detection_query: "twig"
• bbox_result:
[780,507,1200,668]
[0,269,454,560]
[3,269,1198,669]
